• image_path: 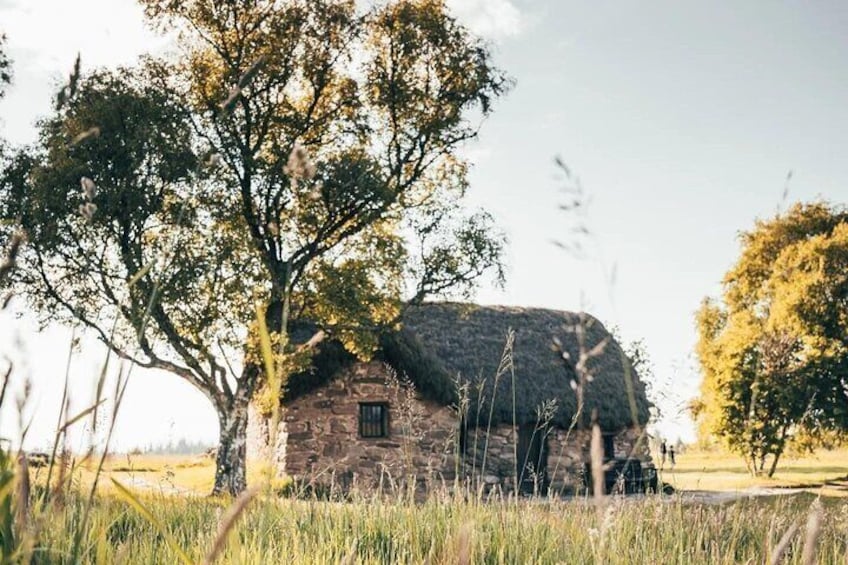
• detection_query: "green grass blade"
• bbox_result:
[110,478,194,565]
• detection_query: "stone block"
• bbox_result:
[329,417,349,433]
[323,443,343,457]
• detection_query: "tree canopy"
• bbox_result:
[0,0,509,495]
[693,202,848,476]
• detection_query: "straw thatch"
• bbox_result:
[284,302,651,430]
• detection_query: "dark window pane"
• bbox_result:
[359,403,388,438]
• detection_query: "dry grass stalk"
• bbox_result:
[202,486,260,565]
[548,314,613,492]
[0,364,10,410]
[801,499,823,565]
[339,539,358,565]
[590,408,604,501]
[52,449,70,509]
[479,331,513,494]
[768,519,799,565]
[71,126,100,146]
[452,521,474,565]
[297,330,326,352]
[220,55,268,112]
[41,332,73,510]
[283,141,317,182]
[14,452,30,532]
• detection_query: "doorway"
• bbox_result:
[516,424,548,495]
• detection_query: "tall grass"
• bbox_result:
[14,488,848,564]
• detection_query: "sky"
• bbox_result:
[1,0,847,451]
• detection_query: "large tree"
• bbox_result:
[0,0,508,495]
[693,202,848,476]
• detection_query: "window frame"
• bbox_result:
[358,402,389,438]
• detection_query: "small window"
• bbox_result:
[359,403,389,438]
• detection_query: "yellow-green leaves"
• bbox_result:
[694,202,848,475]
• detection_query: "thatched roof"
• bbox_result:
[284,302,651,430]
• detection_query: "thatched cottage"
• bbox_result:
[247,303,652,494]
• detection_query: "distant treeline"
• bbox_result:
[129,438,214,456]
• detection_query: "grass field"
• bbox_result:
[59,446,848,499]
[18,478,848,564]
[7,448,848,563]
[663,447,848,497]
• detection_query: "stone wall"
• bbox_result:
[458,424,517,493]
[547,426,652,493]
[246,361,652,494]
[246,403,286,474]
[614,427,652,462]
[248,361,460,489]
[546,428,591,493]
[459,425,650,495]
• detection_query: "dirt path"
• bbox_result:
[678,487,807,505]
[112,474,196,496]
[678,475,848,504]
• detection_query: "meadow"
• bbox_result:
[5,448,847,564]
[47,446,848,499]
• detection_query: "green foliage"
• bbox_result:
[694,202,848,476]
[0,0,508,495]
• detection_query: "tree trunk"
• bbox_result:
[212,392,250,496]
[766,450,783,478]
[210,299,281,496]
[766,427,789,478]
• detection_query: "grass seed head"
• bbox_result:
[80,177,97,200]
[801,499,823,565]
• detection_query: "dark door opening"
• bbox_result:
[516,424,548,495]
[603,433,616,461]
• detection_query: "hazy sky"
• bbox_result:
[1,0,846,450]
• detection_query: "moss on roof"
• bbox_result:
[283,302,651,430]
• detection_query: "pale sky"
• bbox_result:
[1,0,847,451]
